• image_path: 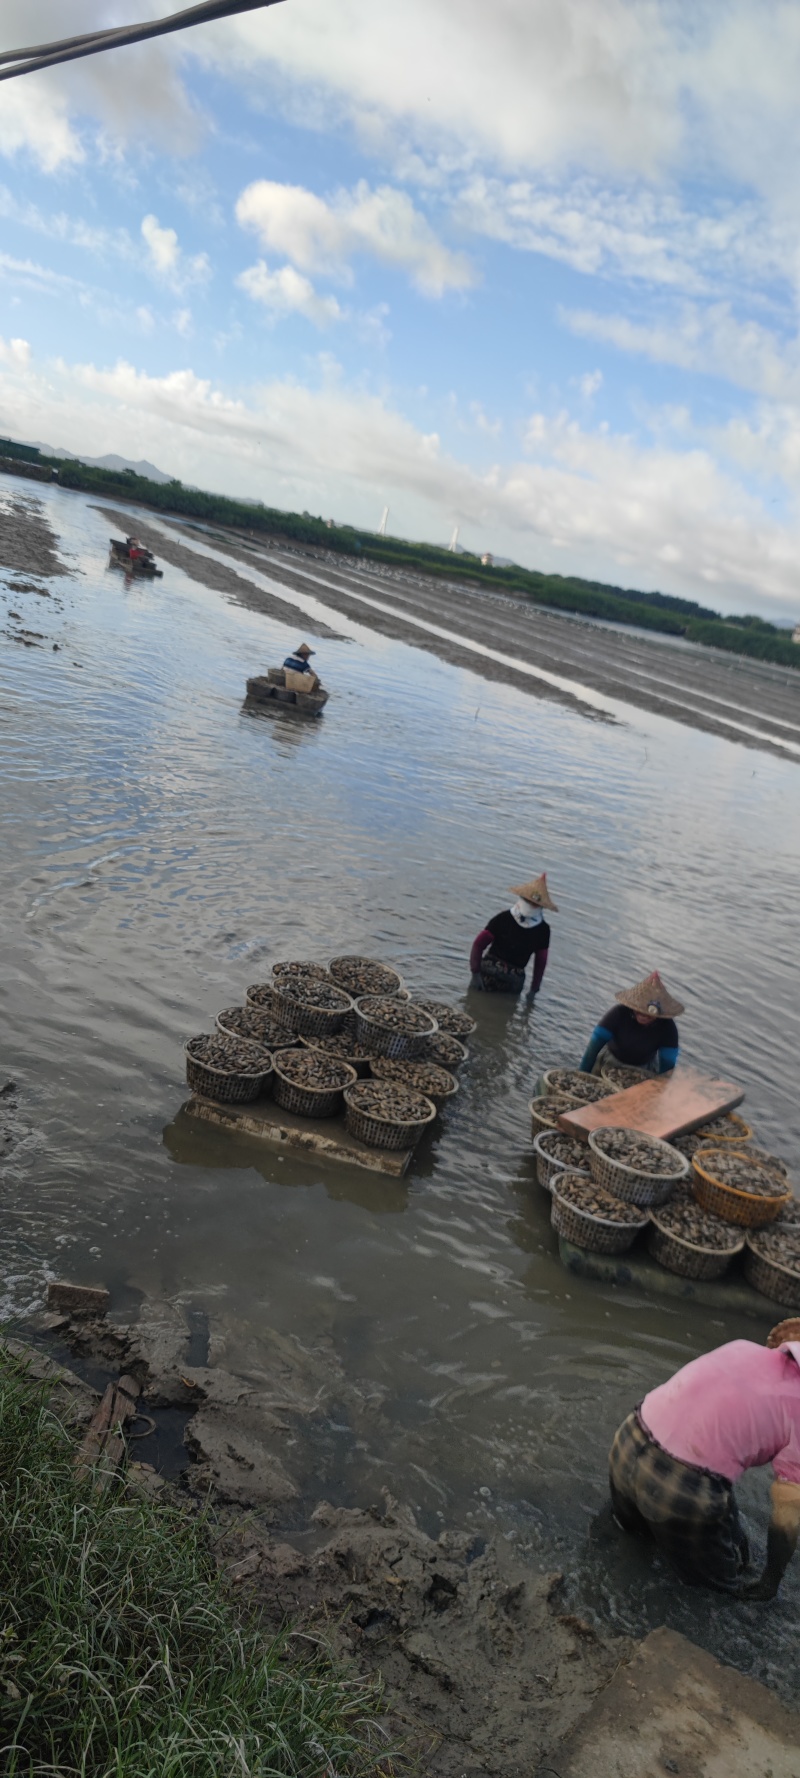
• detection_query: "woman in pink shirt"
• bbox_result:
[609,1318,800,1598]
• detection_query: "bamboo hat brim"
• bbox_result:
[614,971,684,1019]
[508,872,558,913]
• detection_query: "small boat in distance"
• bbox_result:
[245,665,329,717]
[109,536,163,577]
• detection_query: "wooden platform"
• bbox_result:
[558,1237,785,1319]
[183,1094,414,1177]
[560,1065,744,1143]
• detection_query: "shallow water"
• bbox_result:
[1,475,799,1693]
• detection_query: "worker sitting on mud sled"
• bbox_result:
[608,1320,800,1598]
[283,641,316,674]
[470,874,557,995]
[579,971,681,1075]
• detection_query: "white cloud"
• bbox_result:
[578,369,603,399]
[237,261,344,328]
[4,341,800,615]
[141,216,210,291]
[0,336,30,366]
[173,308,193,338]
[235,179,473,297]
[0,77,83,173]
[562,301,800,405]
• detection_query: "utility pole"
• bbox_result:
[377,506,389,536]
[448,525,459,552]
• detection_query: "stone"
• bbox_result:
[47,1281,110,1318]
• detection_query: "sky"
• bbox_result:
[3,2,800,619]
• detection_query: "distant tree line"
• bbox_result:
[2,440,798,669]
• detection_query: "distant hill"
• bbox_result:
[29,442,173,484]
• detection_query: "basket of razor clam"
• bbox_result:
[534,1074,799,1285]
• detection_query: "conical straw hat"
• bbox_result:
[508,872,558,913]
[614,971,684,1019]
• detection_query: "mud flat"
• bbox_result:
[28,1295,631,1778]
[146,514,800,760]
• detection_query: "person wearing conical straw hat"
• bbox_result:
[469,874,557,996]
[579,971,682,1075]
[608,1319,800,1597]
[283,641,316,674]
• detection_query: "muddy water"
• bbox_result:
[1,475,799,1693]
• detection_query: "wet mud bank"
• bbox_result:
[0,488,71,651]
[153,515,800,760]
[94,505,345,644]
[24,1296,631,1777]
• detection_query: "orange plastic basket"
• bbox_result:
[691,1147,791,1228]
[693,1110,752,1145]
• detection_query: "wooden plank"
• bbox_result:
[75,1373,139,1486]
[183,1094,413,1177]
[559,1066,744,1143]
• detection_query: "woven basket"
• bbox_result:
[272,1050,357,1119]
[743,1243,800,1309]
[301,1034,373,1078]
[419,1032,468,1071]
[369,1056,459,1106]
[530,1093,580,1138]
[353,996,437,1059]
[217,1006,296,1049]
[551,1174,647,1255]
[647,1217,744,1282]
[329,956,404,998]
[272,980,354,1039]
[533,1129,590,1194]
[271,961,331,984]
[599,1059,652,1089]
[185,1036,272,1104]
[343,1082,436,1151]
[245,981,281,1015]
[691,1149,791,1228]
[588,1130,688,1208]
[694,1111,753,1145]
[412,1000,477,1040]
[541,1068,611,1104]
[530,1093,579,1138]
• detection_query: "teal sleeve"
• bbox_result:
[580,1025,613,1074]
[657,1046,679,1074]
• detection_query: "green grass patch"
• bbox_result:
[0,1349,389,1777]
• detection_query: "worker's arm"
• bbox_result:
[469,929,493,981]
[739,1479,800,1600]
[579,1025,613,1074]
[656,1045,679,1074]
[529,948,549,997]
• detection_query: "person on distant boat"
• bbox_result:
[284,642,316,674]
[579,971,682,1075]
[469,874,557,996]
[608,1318,800,1597]
[126,535,144,562]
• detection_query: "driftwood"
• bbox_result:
[75,1374,140,1488]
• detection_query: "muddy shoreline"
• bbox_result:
[15,1297,631,1777]
[144,511,800,762]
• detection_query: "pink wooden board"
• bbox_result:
[559,1066,744,1143]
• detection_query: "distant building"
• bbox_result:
[325,519,336,528]
[481,552,494,567]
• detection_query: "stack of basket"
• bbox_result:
[550,1127,689,1256]
[183,955,475,1151]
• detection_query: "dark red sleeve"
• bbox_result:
[532,947,549,993]
[470,929,493,973]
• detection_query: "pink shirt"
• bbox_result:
[640,1340,800,1485]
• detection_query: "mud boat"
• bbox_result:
[245,666,329,717]
[109,536,163,577]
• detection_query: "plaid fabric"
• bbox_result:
[609,1410,749,1592]
[480,955,525,994]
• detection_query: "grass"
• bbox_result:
[0,1349,390,1777]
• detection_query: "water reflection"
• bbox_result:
[1,474,798,1694]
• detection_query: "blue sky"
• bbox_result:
[3,1,800,618]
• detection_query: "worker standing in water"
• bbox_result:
[470,874,557,996]
[579,971,682,1075]
[608,1319,800,1598]
[284,642,316,674]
